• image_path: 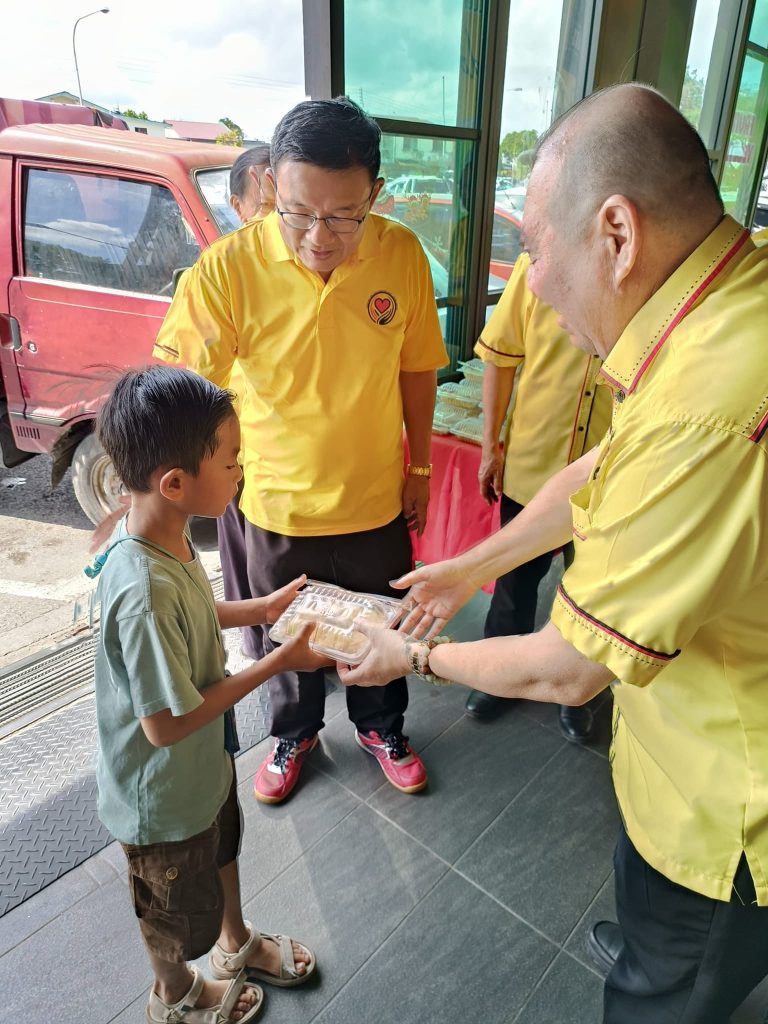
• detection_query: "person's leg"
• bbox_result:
[123,825,260,1019]
[324,514,427,792]
[244,522,329,741]
[466,496,556,718]
[147,949,259,1018]
[217,483,261,659]
[326,514,412,736]
[214,776,312,981]
[603,827,768,1023]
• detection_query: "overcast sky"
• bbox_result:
[2,0,307,140]
[2,0,719,142]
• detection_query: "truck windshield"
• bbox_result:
[196,168,240,235]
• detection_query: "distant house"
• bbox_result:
[36,91,167,137]
[164,119,229,144]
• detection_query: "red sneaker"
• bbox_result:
[355,730,428,794]
[254,736,318,804]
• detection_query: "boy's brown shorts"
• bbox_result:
[121,767,242,963]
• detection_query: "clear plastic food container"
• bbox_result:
[450,415,484,444]
[458,358,485,381]
[437,381,481,410]
[269,580,403,664]
[433,401,465,433]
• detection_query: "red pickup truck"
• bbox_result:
[0,98,242,521]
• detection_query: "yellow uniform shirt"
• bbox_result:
[475,253,611,504]
[154,212,447,536]
[550,217,768,904]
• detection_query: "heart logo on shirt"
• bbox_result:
[367,291,397,326]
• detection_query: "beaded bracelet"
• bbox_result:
[405,635,453,686]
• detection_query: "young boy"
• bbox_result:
[93,366,324,1023]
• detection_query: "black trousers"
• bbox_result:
[245,514,412,741]
[605,826,768,1022]
[216,482,262,660]
[484,495,572,640]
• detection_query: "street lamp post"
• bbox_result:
[72,8,109,105]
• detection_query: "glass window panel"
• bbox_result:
[23,168,201,295]
[375,133,476,367]
[491,0,588,284]
[681,1,742,148]
[197,168,240,235]
[750,0,768,47]
[721,51,768,222]
[344,0,483,128]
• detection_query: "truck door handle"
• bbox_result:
[26,341,37,353]
[10,319,22,351]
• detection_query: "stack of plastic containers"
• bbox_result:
[432,359,485,443]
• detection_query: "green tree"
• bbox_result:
[218,117,244,145]
[123,108,149,120]
[680,67,705,129]
[216,128,244,146]
[497,129,538,174]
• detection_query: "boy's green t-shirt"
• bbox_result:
[94,520,232,845]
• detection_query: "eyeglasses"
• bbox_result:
[274,185,375,234]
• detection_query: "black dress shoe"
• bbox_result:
[587,920,623,976]
[559,703,595,744]
[465,690,507,719]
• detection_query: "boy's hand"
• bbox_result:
[277,621,333,672]
[264,574,307,624]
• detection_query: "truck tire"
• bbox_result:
[71,432,124,525]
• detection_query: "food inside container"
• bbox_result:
[458,358,485,381]
[450,414,484,444]
[437,381,481,410]
[269,580,403,663]
[457,373,482,398]
[433,401,465,433]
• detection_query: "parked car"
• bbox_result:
[0,98,242,521]
[383,195,523,282]
[386,174,453,197]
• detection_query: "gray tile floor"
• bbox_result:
[1,595,767,1024]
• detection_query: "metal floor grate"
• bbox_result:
[0,575,225,739]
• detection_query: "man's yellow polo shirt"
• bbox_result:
[475,252,611,504]
[550,216,768,904]
[153,212,447,536]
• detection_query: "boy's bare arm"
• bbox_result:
[140,625,326,747]
[215,574,307,629]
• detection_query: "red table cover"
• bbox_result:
[409,433,500,594]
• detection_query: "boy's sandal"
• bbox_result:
[209,920,317,988]
[145,965,264,1023]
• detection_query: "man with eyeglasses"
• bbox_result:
[154,97,448,804]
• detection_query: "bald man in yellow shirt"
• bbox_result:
[155,98,448,804]
[340,86,768,1021]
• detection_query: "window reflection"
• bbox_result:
[344,0,482,128]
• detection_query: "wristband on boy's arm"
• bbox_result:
[404,635,453,686]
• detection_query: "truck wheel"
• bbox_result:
[71,433,124,525]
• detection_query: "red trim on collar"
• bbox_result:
[751,408,768,443]
[601,229,751,395]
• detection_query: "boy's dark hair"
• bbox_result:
[270,96,381,181]
[97,366,235,493]
[229,144,271,200]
